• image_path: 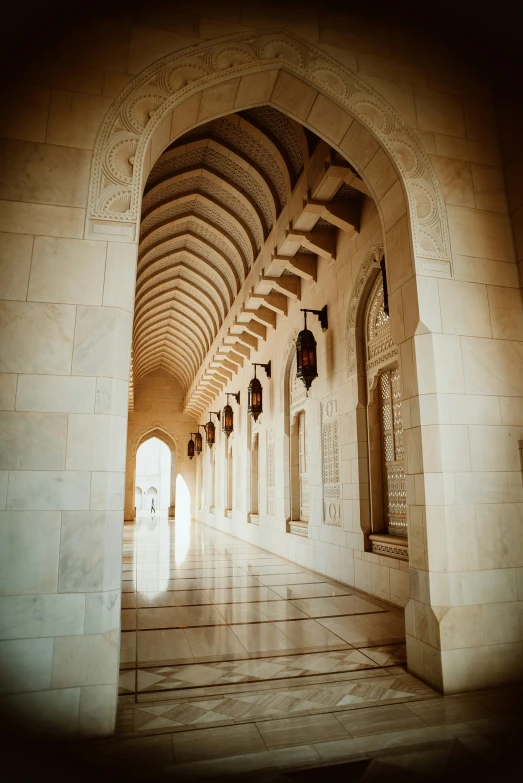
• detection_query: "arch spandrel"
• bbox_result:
[87,30,452,277]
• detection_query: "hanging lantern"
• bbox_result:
[187,436,195,460]
[296,307,328,393]
[222,392,240,438]
[248,362,270,422]
[194,428,203,455]
[205,412,220,447]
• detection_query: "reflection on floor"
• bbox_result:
[108,514,522,780]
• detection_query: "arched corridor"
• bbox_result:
[1,1,523,777]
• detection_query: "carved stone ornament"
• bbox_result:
[88,31,451,270]
[345,243,383,377]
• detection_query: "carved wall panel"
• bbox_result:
[320,394,342,526]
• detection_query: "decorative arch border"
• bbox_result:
[88,30,451,268]
[131,424,182,467]
[346,243,384,377]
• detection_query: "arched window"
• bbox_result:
[289,353,309,535]
[135,486,143,511]
[226,441,233,515]
[364,272,408,560]
[209,446,216,513]
[250,433,259,520]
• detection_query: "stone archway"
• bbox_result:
[87,29,452,283]
[130,426,181,519]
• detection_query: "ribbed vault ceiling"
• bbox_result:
[133,109,310,392]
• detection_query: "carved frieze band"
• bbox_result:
[371,540,409,560]
[320,392,342,527]
[88,31,451,267]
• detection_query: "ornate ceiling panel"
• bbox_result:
[133,108,307,393]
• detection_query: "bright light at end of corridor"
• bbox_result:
[174,474,191,566]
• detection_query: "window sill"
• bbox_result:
[369,533,408,561]
[249,514,259,525]
[225,509,232,519]
[288,521,308,538]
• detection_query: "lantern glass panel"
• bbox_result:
[194,432,202,454]
[206,421,215,446]
[223,404,234,437]
[187,439,195,459]
[248,376,263,421]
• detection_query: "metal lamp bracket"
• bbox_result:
[252,361,271,379]
[300,305,328,332]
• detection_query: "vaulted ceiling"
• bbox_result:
[133,108,310,392]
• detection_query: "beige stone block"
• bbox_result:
[235,70,279,110]
[402,275,441,338]
[469,426,521,472]
[431,156,474,208]
[0,687,80,735]
[15,375,95,414]
[418,394,450,425]
[79,683,118,736]
[447,205,515,263]
[416,129,436,154]
[500,397,523,426]
[386,213,413,293]
[55,20,129,72]
[464,99,498,146]
[487,286,523,340]
[471,165,508,214]
[199,17,253,39]
[0,375,17,411]
[0,201,85,239]
[438,279,491,338]
[390,568,410,608]
[483,602,523,645]
[370,562,391,602]
[415,333,464,395]
[461,569,518,607]
[102,242,137,312]
[94,377,129,416]
[0,139,91,208]
[0,301,75,375]
[0,412,67,470]
[453,255,519,288]
[90,472,125,511]
[6,470,91,511]
[0,511,61,594]
[364,148,398,201]
[461,336,523,396]
[0,85,50,143]
[475,503,523,569]
[270,71,317,122]
[57,510,105,593]
[28,60,105,96]
[84,590,121,634]
[339,120,380,172]
[0,638,54,695]
[0,472,8,510]
[306,94,353,145]
[46,90,113,150]
[28,237,107,306]
[103,511,123,592]
[357,52,426,86]
[0,232,33,301]
[438,605,485,650]
[359,75,417,128]
[197,78,241,123]
[72,306,132,380]
[0,593,85,640]
[102,71,133,98]
[421,424,471,473]
[169,92,201,144]
[415,87,465,137]
[448,394,501,425]
[52,630,119,688]
[380,180,407,232]
[66,414,127,472]
[127,25,200,74]
[455,472,508,505]
[435,135,502,168]
[517,569,523,600]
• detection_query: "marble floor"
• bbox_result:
[108,514,522,780]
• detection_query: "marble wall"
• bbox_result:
[0,0,522,736]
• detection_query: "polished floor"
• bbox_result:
[110,513,522,780]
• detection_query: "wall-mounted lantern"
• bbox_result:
[194,425,204,456]
[223,392,240,438]
[205,411,221,447]
[296,305,328,393]
[187,434,196,460]
[248,362,271,422]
